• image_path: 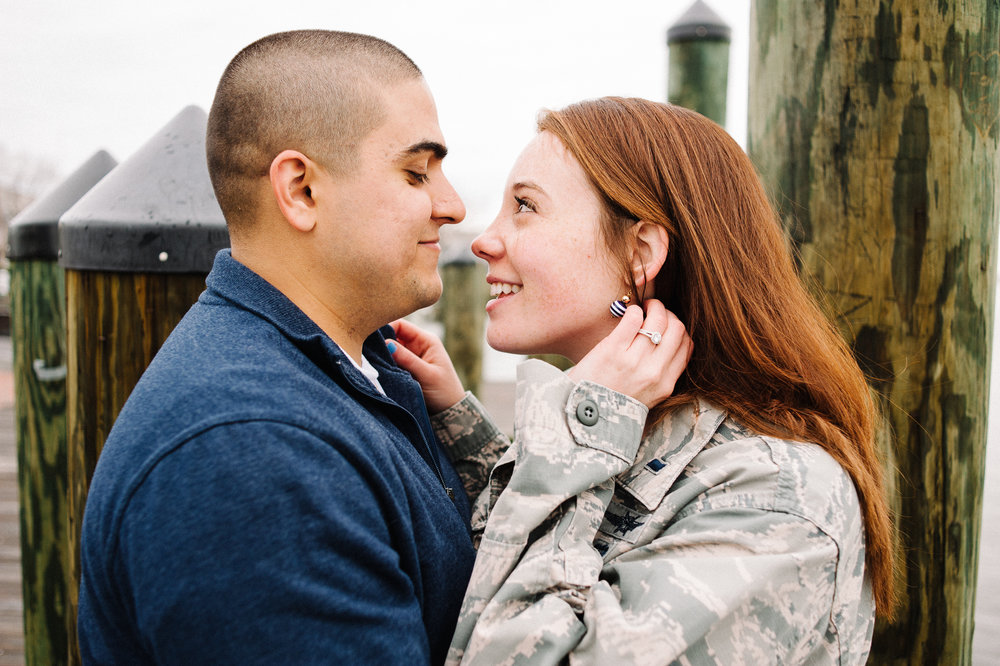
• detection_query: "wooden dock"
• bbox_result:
[0,335,24,664]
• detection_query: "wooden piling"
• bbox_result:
[439,253,487,397]
[59,106,227,664]
[748,2,999,663]
[10,259,69,666]
[63,270,207,660]
[667,0,731,126]
[7,150,116,665]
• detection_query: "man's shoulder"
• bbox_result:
[103,298,366,465]
[120,303,311,412]
[86,317,389,538]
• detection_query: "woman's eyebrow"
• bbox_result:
[513,180,546,196]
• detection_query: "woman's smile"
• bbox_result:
[489,282,522,297]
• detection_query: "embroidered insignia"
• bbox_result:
[604,511,645,535]
[645,458,666,473]
[599,499,647,543]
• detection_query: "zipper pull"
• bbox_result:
[445,487,454,500]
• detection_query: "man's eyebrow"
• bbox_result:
[398,141,448,160]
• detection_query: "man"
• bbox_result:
[78,30,475,664]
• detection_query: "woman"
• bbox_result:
[390,98,895,665]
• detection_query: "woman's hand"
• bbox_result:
[568,300,692,409]
[387,319,466,413]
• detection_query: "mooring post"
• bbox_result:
[666,0,731,126]
[748,3,998,663]
[438,242,487,397]
[59,106,228,663]
[8,149,116,666]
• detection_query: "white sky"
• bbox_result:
[0,0,751,231]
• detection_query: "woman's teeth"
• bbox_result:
[490,283,522,297]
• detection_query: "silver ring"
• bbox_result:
[637,328,662,345]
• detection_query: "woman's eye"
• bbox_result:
[514,197,535,214]
[408,171,429,184]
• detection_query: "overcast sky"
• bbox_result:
[1,0,751,231]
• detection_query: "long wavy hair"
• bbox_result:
[539,98,895,617]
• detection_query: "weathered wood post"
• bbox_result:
[748,2,999,663]
[7,150,116,666]
[59,106,228,663]
[438,241,487,397]
[666,0,731,126]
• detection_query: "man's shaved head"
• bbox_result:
[206,30,422,230]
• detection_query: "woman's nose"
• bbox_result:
[471,218,504,261]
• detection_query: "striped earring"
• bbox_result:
[609,294,631,318]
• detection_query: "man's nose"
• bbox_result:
[432,177,465,225]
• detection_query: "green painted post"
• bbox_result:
[59,106,228,664]
[748,2,998,663]
[438,245,487,398]
[7,150,116,666]
[666,0,731,126]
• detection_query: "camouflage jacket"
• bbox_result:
[431,360,874,666]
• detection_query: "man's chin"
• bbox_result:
[392,281,442,320]
[416,278,444,309]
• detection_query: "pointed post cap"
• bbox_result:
[59,105,229,273]
[667,0,731,43]
[7,150,118,261]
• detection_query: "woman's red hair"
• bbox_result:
[539,98,895,617]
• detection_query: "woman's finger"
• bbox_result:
[387,338,465,412]
[386,339,427,376]
[608,304,645,346]
[392,318,440,357]
[626,299,668,353]
[651,309,687,355]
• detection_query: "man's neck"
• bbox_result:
[232,245,372,365]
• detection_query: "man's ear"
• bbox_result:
[631,221,669,291]
[269,150,319,233]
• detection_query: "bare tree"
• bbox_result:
[0,143,60,256]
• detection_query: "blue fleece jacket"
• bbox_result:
[78,250,475,665]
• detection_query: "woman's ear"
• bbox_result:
[269,150,319,233]
[631,221,669,292]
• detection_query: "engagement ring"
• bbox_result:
[637,328,662,345]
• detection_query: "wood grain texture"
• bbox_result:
[668,39,731,126]
[440,262,487,398]
[748,1,999,663]
[10,260,68,665]
[64,270,206,665]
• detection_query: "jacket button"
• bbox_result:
[576,399,600,426]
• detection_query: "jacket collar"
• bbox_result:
[204,249,402,401]
[616,399,727,512]
[204,250,455,503]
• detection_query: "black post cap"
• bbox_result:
[667,0,732,43]
[59,105,229,273]
[8,150,117,261]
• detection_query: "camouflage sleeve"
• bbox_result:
[448,360,649,665]
[431,391,511,506]
[449,362,863,665]
[572,508,845,665]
